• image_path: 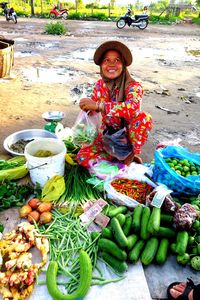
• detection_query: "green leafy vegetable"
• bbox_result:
[0,180,34,211]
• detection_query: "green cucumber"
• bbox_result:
[140,206,151,240]
[91,232,101,241]
[160,213,173,224]
[175,231,189,256]
[102,252,128,274]
[191,246,198,255]
[170,243,177,254]
[98,238,127,261]
[127,234,139,251]
[129,240,145,263]
[156,238,169,264]
[116,213,126,227]
[101,227,113,239]
[108,206,127,218]
[132,204,143,233]
[140,237,159,266]
[110,217,128,248]
[123,215,132,236]
[147,207,161,234]
[153,226,176,239]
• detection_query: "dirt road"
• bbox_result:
[0,17,200,160]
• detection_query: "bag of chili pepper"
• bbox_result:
[104,176,154,208]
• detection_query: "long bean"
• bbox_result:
[91,276,125,286]
[37,210,100,293]
[94,264,104,277]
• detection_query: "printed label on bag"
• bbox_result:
[151,185,172,208]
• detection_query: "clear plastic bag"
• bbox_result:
[72,111,100,146]
[88,159,127,179]
[104,173,154,208]
[153,146,200,195]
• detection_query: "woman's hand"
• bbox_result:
[79,98,97,112]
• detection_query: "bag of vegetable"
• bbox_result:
[72,111,100,146]
[152,146,200,195]
[104,174,154,208]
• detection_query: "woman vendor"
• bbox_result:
[76,40,152,167]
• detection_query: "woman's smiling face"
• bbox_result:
[101,50,123,79]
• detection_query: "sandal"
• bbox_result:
[167,278,200,300]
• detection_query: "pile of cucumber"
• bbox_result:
[97,203,200,274]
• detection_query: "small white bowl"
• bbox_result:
[3,129,57,156]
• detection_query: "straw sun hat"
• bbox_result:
[93,40,133,66]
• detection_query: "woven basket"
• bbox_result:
[0,38,14,78]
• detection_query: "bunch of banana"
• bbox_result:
[0,156,29,181]
[65,153,77,166]
[41,175,66,202]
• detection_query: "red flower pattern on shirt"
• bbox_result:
[76,79,152,167]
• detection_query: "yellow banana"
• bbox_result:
[65,153,77,165]
[69,153,76,158]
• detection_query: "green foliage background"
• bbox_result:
[2,0,200,24]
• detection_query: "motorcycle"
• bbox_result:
[49,5,69,20]
[116,9,149,30]
[0,2,17,23]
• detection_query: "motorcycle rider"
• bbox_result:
[125,7,133,26]
[126,8,132,16]
[0,2,16,21]
[143,6,148,14]
[1,2,10,17]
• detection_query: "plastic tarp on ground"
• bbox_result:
[30,261,152,300]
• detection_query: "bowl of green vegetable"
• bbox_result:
[3,129,57,156]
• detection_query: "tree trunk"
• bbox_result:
[30,0,35,16]
[40,0,43,15]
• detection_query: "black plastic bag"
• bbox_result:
[102,119,132,161]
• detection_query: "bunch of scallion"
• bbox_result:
[56,165,103,207]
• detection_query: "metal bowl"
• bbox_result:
[3,129,57,156]
[42,111,65,122]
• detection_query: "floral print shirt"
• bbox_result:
[91,79,144,131]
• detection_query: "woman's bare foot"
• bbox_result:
[123,153,142,166]
[169,282,194,300]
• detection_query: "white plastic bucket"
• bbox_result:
[24,138,66,187]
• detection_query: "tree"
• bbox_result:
[110,0,116,9]
[75,0,85,10]
[30,0,35,15]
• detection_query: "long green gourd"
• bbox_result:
[46,249,92,300]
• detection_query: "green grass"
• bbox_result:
[44,21,67,35]
[192,17,200,25]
